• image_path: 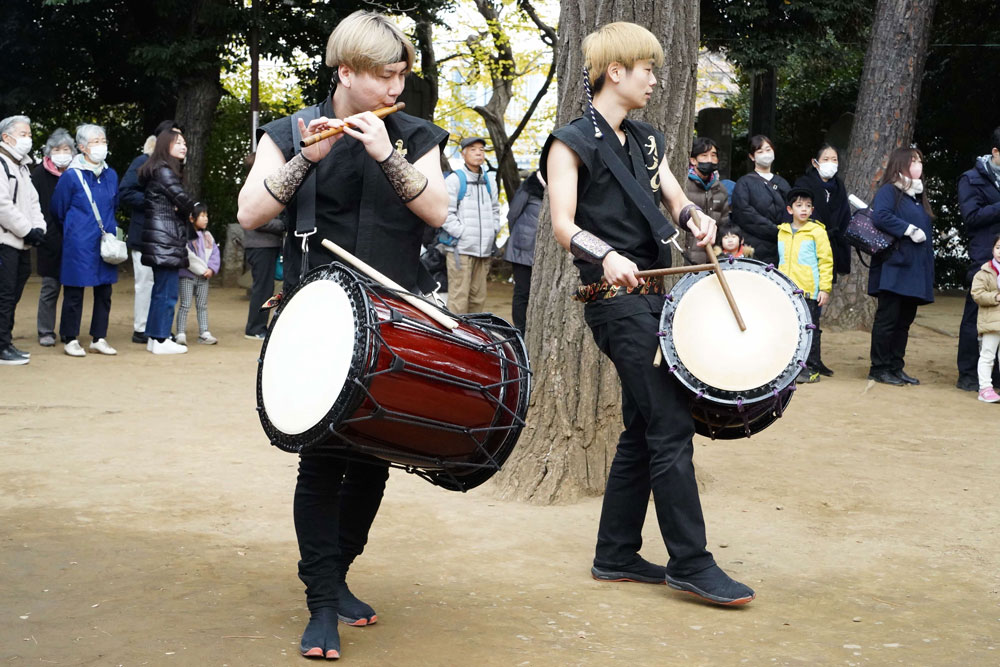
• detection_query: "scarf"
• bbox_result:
[979,155,1000,191]
[893,176,923,198]
[42,156,65,177]
[687,165,719,191]
[70,153,105,177]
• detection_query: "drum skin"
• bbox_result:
[257,264,530,491]
[659,258,812,439]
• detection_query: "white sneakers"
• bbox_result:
[149,338,188,355]
[89,338,117,355]
[175,332,188,346]
[198,331,218,345]
[64,340,86,357]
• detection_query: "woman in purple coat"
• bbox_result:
[51,124,119,358]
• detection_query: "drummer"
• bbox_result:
[237,10,449,660]
[542,22,755,605]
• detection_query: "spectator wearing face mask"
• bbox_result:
[31,128,77,347]
[682,136,730,264]
[794,143,851,277]
[731,134,790,265]
[0,114,46,365]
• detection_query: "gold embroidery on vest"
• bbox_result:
[646,135,661,192]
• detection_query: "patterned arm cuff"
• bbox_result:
[379,150,428,203]
[263,152,316,205]
[570,230,614,264]
[679,203,703,228]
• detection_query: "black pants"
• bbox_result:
[511,262,531,335]
[0,245,31,350]
[869,292,919,374]
[805,298,823,368]
[245,247,280,336]
[589,310,714,577]
[60,284,112,343]
[293,454,390,612]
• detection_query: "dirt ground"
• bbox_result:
[2,275,999,667]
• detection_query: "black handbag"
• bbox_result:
[843,206,896,266]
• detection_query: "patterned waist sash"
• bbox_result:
[573,278,665,303]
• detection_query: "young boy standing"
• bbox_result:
[778,187,834,382]
[543,22,754,606]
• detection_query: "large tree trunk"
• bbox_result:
[175,72,223,201]
[825,0,937,329]
[492,1,699,503]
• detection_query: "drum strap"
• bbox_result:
[291,104,322,280]
[593,117,681,267]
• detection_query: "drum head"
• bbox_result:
[261,277,359,435]
[661,259,811,404]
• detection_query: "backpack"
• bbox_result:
[437,169,493,247]
[1,157,16,204]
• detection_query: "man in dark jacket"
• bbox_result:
[118,120,180,344]
[682,136,730,264]
[956,126,1000,391]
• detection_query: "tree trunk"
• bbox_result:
[825,0,937,329]
[492,1,699,504]
[175,72,223,201]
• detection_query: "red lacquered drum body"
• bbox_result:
[257,264,531,491]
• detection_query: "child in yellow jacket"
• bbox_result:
[778,188,834,383]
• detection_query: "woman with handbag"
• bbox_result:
[51,124,120,357]
[867,147,936,386]
[139,127,199,355]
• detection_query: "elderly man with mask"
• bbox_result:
[0,115,46,365]
[440,136,500,314]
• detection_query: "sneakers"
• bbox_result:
[150,338,188,355]
[175,332,187,346]
[979,387,1000,403]
[9,343,30,358]
[0,346,29,365]
[665,565,755,606]
[38,334,56,347]
[89,338,117,355]
[244,333,265,340]
[796,369,820,384]
[131,331,148,344]
[592,557,667,584]
[198,331,218,345]
[64,339,86,357]
[814,361,834,377]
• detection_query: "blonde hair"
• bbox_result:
[582,22,664,92]
[325,10,414,75]
[142,135,156,155]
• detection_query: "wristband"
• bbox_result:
[570,230,614,264]
[378,149,428,203]
[263,152,316,205]
[679,203,702,228]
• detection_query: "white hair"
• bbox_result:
[43,128,77,157]
[0,115,31,138]
[75,123,106,148]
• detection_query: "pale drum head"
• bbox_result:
[260,279,357,435]
[671,269,800,392]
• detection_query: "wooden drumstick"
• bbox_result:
[705,243,747,332]
[299,103,406,147]
[635,263,715,278]
[320,238,458,331]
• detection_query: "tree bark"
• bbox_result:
[492,1,699,503]
[175,72,223,201]
[825,0,937,330]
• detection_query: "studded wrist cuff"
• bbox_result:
[570,230,614,264]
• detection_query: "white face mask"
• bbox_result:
[755,151,774,168]
[4,135,32,159]
[88,144,108,163]
[816,162,838,180]
[51,153,72,168]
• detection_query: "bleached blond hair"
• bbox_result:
[325,10,415,75]
[582,22,664,92]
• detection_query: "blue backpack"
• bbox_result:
[437,170,492,247]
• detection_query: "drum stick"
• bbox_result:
[320,238,458,331]
[635,264,714,278]
[705,244,747,332]
[299,103,406,147]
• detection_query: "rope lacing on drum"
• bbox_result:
[726,256,736,264]
[664,294,674,302]
[806,323,817,330]
[765,264,775,271]
[792,288,804,295]
[656,330,668,337]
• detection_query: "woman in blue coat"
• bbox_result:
[867,147,935,385]
[51,124,119,357]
